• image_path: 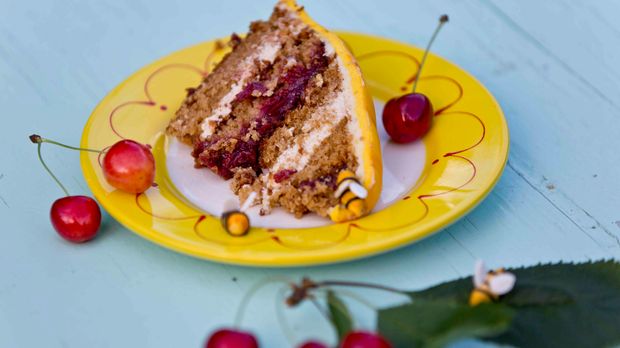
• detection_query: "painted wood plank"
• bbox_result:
[472,0,620,247]
[314,0,620,252]
[0,166,613,347]
[0,0,618,347]
[382,0,620,250]
[482,0,620,105]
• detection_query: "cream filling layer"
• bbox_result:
[259,43,359,211]
[272,92,347,173]
[258,94,347,211]
[277,0,365,182]
[199,40,282,140]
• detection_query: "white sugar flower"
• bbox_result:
[470,260,516,306]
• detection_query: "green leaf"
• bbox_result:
[501,284,573,307]
[401,260,620,348]
[491,261,620,348]
[327,290,353,343]
[378,300,513,348]
[408,277,573,307]
[406,275,472,303]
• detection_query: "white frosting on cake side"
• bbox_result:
[323,40,335,57]
[272,91,347,173]
[257,42,281,63]
[199,40,283,139]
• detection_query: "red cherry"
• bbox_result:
[299,341,328,348]
[50,196,101,243]
[340,331,391,348]
[103,140,155,193]
[382,14,449,144]
[382,93,433,143]
[205,329,259,348]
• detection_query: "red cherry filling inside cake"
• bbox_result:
[166,1,381,221]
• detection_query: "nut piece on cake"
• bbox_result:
[166,0,382,222]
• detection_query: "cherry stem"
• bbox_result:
[275,286,297,346]
[29,134,103,154]
[36,142,70,196]
[412,14,449,93]
[233,277,291,329]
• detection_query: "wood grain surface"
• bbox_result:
[1,0,618,346]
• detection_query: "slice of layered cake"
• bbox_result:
[166,0,382,222]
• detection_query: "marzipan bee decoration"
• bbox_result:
[221,192,257,237]
[469,260,516,306]
[331,170,368,220]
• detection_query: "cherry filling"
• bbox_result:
[299,170,339,190]
[234,81,267,102]
[274,169,297,183]
[195,138,260,179]
[256,56,326,135]
[194,42,329,180]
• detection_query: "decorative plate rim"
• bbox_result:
[80,31,509,267]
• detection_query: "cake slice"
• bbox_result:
[166,0,382,222]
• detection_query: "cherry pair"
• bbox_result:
[30,135,155,243]
[206,329,391,348]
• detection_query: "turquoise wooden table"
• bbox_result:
[2,0,619,347]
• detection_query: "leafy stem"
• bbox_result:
[286,277,409,307]
[316,288,379,311]
[233,277,291,329]
[316,280,409,297]
[275,285,297,346]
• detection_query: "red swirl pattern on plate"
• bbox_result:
[109,63,206,139]
[339,50,485,242]
[135,192,203,221]
[107,43,222,139]
[104,43,486,252]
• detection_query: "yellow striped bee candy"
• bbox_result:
[220,191,256,237]
[221,211,250,237]
[329,170,369,221]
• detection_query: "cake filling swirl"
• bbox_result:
[193,39,329,180]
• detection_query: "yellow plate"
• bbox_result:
[80,32,508,267]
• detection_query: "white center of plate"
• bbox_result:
[166,99,425,228]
